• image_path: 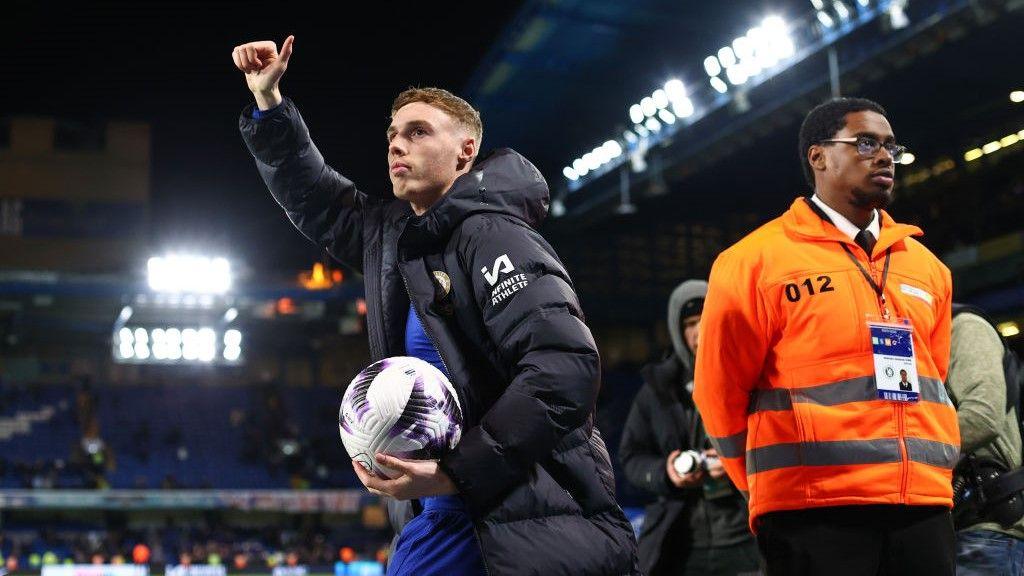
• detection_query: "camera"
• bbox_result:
[673,450,720,475]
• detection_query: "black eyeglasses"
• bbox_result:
[819,136,907,163]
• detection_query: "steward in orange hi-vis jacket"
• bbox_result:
[694,98,958,576]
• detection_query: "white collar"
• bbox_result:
[811,194,880,241]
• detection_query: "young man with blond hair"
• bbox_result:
[232,36,638,576]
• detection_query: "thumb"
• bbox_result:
[279,35,295,65]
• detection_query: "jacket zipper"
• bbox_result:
[897,403,909,501]
[396,259,492,576]
[365,234,387,360]
[870,252,909,502]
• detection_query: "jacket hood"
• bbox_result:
[400,148,549,247]
[667,279,708,371]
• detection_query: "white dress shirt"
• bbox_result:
[810,194,880,242]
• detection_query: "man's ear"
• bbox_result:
[808,144,827,172]
[457,137,478,170]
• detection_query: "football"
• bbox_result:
[339,357,463,478]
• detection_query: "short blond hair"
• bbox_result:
[391,87,483,146]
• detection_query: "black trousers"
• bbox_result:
[756,505,955,576]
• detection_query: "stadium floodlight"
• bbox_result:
[224,329,242,348]
[167,341,183,360]
[1001,134,1020,147]
[810,0,826,8]
[573,158,588,177]
[602,140,623,159]
[998,322,1021,338]
[182,328,199,360]
[147,255,232,294]
[760,16,795,62]
[117,306,133,324]
[833,1,851,21]
[119,327,133,344]
[623,130,639,144]
[717,46,737,68]
[887,0,909,29]
[224,346,241,361]
[899,153,915,165]
[645,118,662,132]
[223,307,239,323]
[982,141,1002,154]
[629,104,645,124]
[658,109,677,125]
[710,77,729,93]
[704,56,722,77]
[652,89,669,109]
[634,124,650,138]
[664,79,686,101]
[1011,91,1024,104]
[857,0,870,6]
[733,36,754,61]
[583,152,600,171]
[134,342,150,360]
[134,328,148,344]
[817,11,836,28]
[964,148,983,162]
[119,341,134,359]
[640,97,657,117]
[563,166,579,181]
[671,98,695,119]
[198,328,216,362]
[726,65,749,85]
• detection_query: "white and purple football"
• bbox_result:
[339,356,463,478]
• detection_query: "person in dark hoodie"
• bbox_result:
[231,36,638,576]
[620,279,759,576]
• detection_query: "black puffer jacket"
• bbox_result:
[240,99,639,576]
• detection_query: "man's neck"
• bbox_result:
[814,190,874,229]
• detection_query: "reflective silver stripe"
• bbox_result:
[749,389,792,412]
[746,438,903,474]
[748,376,952,414]
[709,430,747,459]
[918,377,953,406]
[905,437,960,469]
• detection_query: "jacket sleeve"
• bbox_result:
[440,215,600,511]
[238,98,369,271]
[947,314,1006,454]
[930,263,954,382]
[693,248,770,493]
[619,385,678,497]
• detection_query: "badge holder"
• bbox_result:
[867,314,919,402]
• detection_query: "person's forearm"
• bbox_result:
[254,88,283,111]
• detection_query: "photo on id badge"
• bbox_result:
[869,318,919,402]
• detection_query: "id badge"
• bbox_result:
[868,317,919,402]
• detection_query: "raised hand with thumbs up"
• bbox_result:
[231,35,294,110]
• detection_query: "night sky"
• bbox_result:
[4,1,523,271]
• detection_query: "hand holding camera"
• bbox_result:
[666,449,705,488]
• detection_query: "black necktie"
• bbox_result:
[855,229,876,256]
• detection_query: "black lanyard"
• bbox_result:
[841,243,892,320]
[802,197,895,320]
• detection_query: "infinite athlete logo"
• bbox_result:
[481,254,515,286]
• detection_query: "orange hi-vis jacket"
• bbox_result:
[694,197,958,529]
